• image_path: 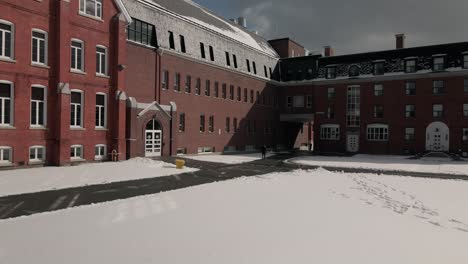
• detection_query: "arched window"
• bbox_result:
[146,119,161,131]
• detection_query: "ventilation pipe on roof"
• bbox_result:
[230,18,238,24]
[237,17,247,28]
[324,46,334,57]
[396,34,405,49]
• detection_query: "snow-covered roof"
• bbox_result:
[143,0,279,58]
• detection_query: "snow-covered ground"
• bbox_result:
[288,154,468,176]
[183,152,274,164]
[0,158,197,197]
[1,169,467,263]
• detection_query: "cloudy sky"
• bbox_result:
[194,0,468,55]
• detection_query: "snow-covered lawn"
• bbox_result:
[288,154,468,176]
[0,158,197,197]
[1,169,467,263]
[183,152,274,164]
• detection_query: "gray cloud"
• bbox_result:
[216,0,468,55]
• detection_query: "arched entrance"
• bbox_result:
[426,122,449,152]
[145,119,162,157]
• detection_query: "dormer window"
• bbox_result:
[326,66,336,79]
[373,61,385,75]
[433,56,445,71]
[405,59,416,73]
[463,53,468,69]
[348,65,360,77]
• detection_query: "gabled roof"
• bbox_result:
[114,0,132,23]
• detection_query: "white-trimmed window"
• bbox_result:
[463,128,468,141]
[79,0,103,19]
[405,104,415,118]
[463,104,468,117]
[95,93,106,128]
[433,56,445,71]
[406,81,416,95]
[0,81,13,126]
[433,104,443,118]
[32,29,47,65]
[320,124,340,140]
[464,54,468,69]
[70,90,83,127]
[405,128,415,141]
[0,20,14,59]
[70,145,84,160]
[433,80,445,94]
[367,124,389,141]
[326,66,336,79]
[0,146,12,164]
[174,72,180,91]
[29,146,45,163]
[327,88,335,99]
[96,45,107,76]
[405,59,416,73]
[31,85,46,127]
[71,39,84,72]
[94,144,106,160]
[161,70,168,90]
[374,84,384,96]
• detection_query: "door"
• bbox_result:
[426,122,449,152]
[347,134,359,153]
[145,119,162,157]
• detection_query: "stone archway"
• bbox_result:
[426,122,449,152]
[144,118,163,157]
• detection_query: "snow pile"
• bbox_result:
[183,152,274,164]
[0,158,198,197]
[1,169,467,263]
[288,154,468,176]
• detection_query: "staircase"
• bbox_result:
[412,151,463,161]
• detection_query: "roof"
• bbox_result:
[142,0,279,57]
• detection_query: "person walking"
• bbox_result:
[261,145,267,159]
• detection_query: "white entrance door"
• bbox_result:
[347,134,359,153]
[426,122,449,152]
[145,119,162,157]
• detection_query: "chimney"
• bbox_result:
[324,46,334,57]
[396,34,405,49]
[230,18,237,24]
[237,17,247,28]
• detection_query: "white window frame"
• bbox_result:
[367,124,389,141]
[433,56,445,71]
[95,93,107,128]
[79,0,103,19]
[463,53,468,69]
[433,104,443,118]
[95,45,107,76]
[463,104,468,117]
[0,80,14,127]
[405,59,416,73]
[320,124,340,140]
[70,144,84,160]
[161,70,168,90]
[94,144,106,161]
[70,90,84,128]
[31,29,48,66]
[71,39,85,72]
[0,146,12,164]
[29,145,46,163]
[374,84,384,96]
[405,128,415,141]
[327,87,335,99]
[30,84,47,128]
[0,19,14,60]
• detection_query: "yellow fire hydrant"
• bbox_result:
[175,159,185,169]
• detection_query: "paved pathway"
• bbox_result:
[1,153,467,220]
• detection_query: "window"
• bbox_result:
[79,0,102,18]
[225,117,230,133]
[348,65,359,77]
[185,75,191,93]
[367,124,389,141]
[0,21,13,59]
[374,62,385,75]
[250,90,254,103]
[233,118,238,132]
[168,31,175,49]
[433,56,445,71]
[96,46,107,76]
[326,67,336,79]
[195,78,201,95]
[405,128,415,141]
[464,54,468,69]
[320,125,340,140]
[406,81,416,95]
[306,95,312,108]
[127,18,156,46]
[237,87,241,101]
[269,68,273,79]
[29,146,45,163]
[327,88,335,99]
[405,59,416,73]
[200,43,206,59]
[233,54,238,68]
[464,104,468,117]
[179,35,186,53]
[327,105,335,119]
[286,96,293,108]
[0,147,12,164]
[70,91,83,127]
[433,80,445,94]
[463,128,468,141]
[208,115,214,133]
[229,85,234,100]
[95,93,106,128]
[221,84,227,99]
[179,113,185,132]
[70,145,83,160]
[405,105,415,118]
[374,105,384,118]
[200,114,205,132]
[225,52,231,66]
[465,79,468,93]
[293,96,305,108]
[253,61,257,74]
[256,91,260,104]
[174,73,180,91]
[31,86,46,127]
[214,82,219,97]
[209,45,214,61]
[374,84,383,96]
[433,104,443,118]
[94,144,106,160]
[347,86,360,127]
[246,59,251,72]
[32,30,47,65]
[162,70,169,90]
[71,40,84,72]
[204,80,210,96]
[0,82,13,126]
